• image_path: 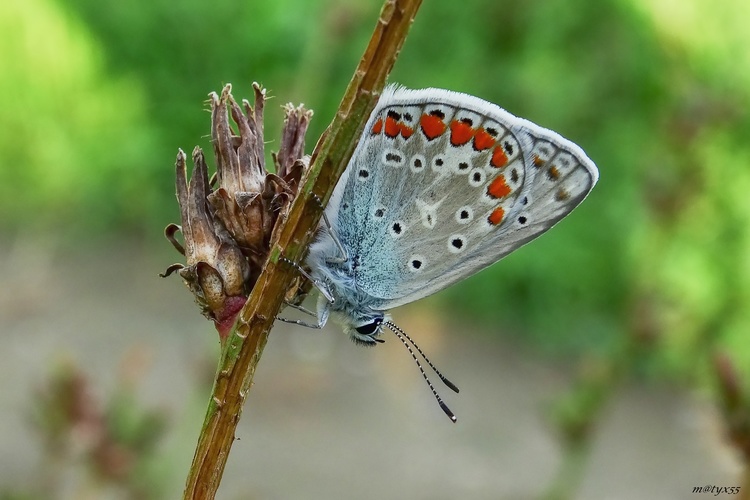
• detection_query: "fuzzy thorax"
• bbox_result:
[308,232,389,345]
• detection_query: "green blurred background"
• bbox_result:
[2,0,749,498]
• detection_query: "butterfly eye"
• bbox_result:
[355,318,382,336]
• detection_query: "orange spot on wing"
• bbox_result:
[555,188,570,201]
[487,175,512,199]
[488,207,505,225]
[450,120,474,146]
[490,146,508,168]
[399,123,414,139]
[420,114,446,140]
[372,118,383,135]
[473,128,496,150]
[548,165,560,180]
[533,155,545,167]
[384,116,400,138]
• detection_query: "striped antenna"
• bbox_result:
[384,321,459,422]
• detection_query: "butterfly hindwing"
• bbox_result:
[325,85,598,310]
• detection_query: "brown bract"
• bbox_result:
[162,83,312,341]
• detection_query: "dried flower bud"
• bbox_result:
[162,83,313,339]
[206,85,313,277]
[164,148,251,340]
[275,102,314,192]
[183,149,249,296]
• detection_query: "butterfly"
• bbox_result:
[288,84,598,420]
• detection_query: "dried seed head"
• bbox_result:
[162,84,313,340]
[165,149,250,340]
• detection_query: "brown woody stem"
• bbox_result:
[182,0,423,498]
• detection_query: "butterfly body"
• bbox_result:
[306,85,598,345]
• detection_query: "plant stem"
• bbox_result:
[182,0,423,498]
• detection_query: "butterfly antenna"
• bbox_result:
[384,322,457,423]
[385,321,459,393]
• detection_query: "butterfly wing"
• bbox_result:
[326,84,598,311]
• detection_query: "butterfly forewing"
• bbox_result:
[327,85,598,310]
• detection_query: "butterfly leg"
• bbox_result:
[276,296,330,329]
[320,211,347,264]
[275,316,323,329]
[312,194,347,264]
[276,297,321,329]
[283,301,317,317]
[279,257,334,303]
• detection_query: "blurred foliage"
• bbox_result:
[2,0,749,387]
[9,359,169,499]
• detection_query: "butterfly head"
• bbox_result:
[344,312,385,346]
[341,312,387,346]
[311,263,391,345]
